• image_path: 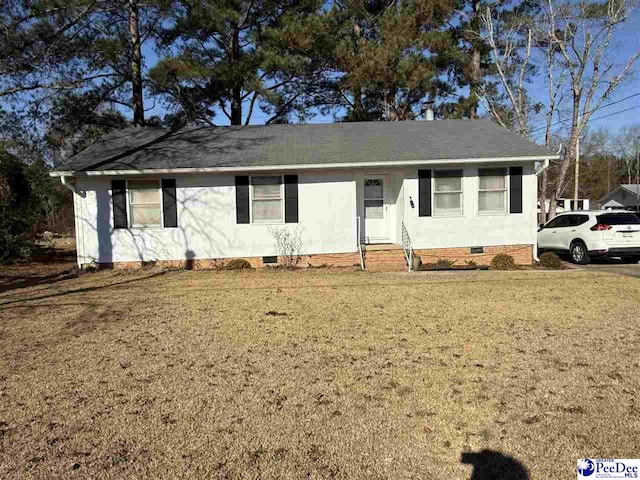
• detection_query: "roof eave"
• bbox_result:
[50,154,559,177]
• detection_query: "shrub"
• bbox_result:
[270,226,304,268]
[490,254,516,270]
[436,258,456,268]
[308,263,331,269]
[465,259,478,268]
[539,252,562,270]
[225,259,253,270]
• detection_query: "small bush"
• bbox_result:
[436,258,456,268]
[539,252,562,270]
[465,259,478,268]
[225,259,253,270]
[490,254,516,270]
[307,263,331,269]
[270,226,304,268]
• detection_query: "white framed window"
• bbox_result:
[478,168,508,214]
[251,175,283,223]
[128,179,162,227]
[433,170,463,216]
[364,179,384,219]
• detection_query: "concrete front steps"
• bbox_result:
[362,244,409,272]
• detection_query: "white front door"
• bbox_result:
[363,177,389,243]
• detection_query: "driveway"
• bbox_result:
[577,258,640,278]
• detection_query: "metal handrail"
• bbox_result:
[401,221,413,272]
[356,216,365,270]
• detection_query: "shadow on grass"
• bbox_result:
[461,450,529,480]
[0,271,166,308]
[0,269,79,294]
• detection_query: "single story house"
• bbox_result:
[51,120,558,271]
[597,184,640,211]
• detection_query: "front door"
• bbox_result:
[363,177,389,243]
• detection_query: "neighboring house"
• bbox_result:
[597,184,640,211]
[51,120,558,271]
[538,198,591,223]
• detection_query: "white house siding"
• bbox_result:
[72,171,357,266]
[401,162,538,250]
[71,161,538,266]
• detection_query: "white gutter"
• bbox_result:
[59,175,76,192]
[534,145,561,177]
[533,145,562,262]
[49,154,560,177]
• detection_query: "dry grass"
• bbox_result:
[1,259,639,479]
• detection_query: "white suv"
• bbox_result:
[537,210,640,264]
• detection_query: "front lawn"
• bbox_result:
[1,264,638,479]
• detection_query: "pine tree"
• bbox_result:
[150,0,330,125]
[324,0,459,121]
[0,0,166,128]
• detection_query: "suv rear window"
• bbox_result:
[596,213,640,225]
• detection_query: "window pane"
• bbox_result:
[131,205,161,226]
[364,179,383,199]
[479,191,505,212]
[364,199,383,219]
[597,213,640,225]
[252,199,282,222]
[479,169,506,190]
[434,176,461,192]
[129,180,160,204]
[252,176,281,199]
[434,192,461,215]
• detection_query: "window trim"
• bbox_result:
[478,168,509,216]
[249,174,285,225]
[126,178,164,229]
[432,169,464,217]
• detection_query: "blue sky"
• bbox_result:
[140,6,640,141]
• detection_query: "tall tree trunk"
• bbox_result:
[128,0,145,126]
[538,169,548,224]
[555,90,581,203]
[468,0,482,118]
[353,85,364,118]
[230,26,242,125]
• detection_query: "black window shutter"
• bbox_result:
[162,179,178,228]
[418,169,432,217]
[112,179,128,229]
[509,166,523,214]
[235,176,250,224]
[284,174,298,223]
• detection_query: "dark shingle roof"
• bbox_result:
[56,120,555,172]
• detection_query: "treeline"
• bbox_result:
[554,125,640,206]
[1,1,636,152]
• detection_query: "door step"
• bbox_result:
[363,243,403,251]
[362,244,408,271]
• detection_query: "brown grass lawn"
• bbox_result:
[1,260,639,479]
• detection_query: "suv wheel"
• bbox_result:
[570,241,590,265]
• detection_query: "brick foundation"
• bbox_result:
[414,244,533,266]
[84,244,532,272]
[84,252,362,271]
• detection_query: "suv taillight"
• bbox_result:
[590,223,612,231]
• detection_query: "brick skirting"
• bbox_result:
[414,244,533,266]
[84,244,532,271]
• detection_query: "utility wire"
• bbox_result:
[531,104,640,141]
[528,91,640,136]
